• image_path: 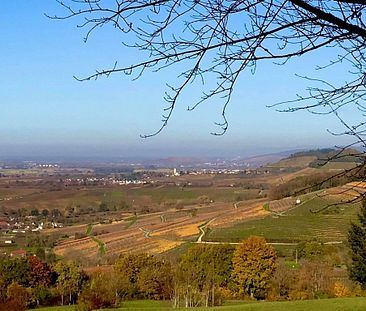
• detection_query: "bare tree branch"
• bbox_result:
[50,0,366,140]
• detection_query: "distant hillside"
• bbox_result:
[241,150,304,167]
[267,155,317,169]
[308,148,362,168]
[267,148,362,169]
[289,148,335,158]
[142,150,305,168]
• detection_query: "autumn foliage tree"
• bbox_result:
[28,256,53,288]
[0,257,31,287]
[6,282,30,311]
[177,244,234,307]
[232,236,277,299]
[27,256,54,306]
[53,261,87,305]
[137,259,174,300]
[76,271,117,311]
[289,261,333,299]
[114,253,155,298]
[114,253,174,300]
[267,263,297,301]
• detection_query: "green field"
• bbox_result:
[206,193,360,243]
[35,298,366,311]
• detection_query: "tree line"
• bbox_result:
[0,256,87,310]
[0,238,277,310]
[0,242,363,310]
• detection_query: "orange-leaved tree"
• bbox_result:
[232,236,277,299]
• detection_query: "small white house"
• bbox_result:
[296,199,301,204]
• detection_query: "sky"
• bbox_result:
[0,1,358,159]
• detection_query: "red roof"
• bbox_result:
[10,249,27,257]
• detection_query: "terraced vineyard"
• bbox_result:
[269,197,295,213]
[42,177,366,262]
[206,186,361,244]
[49,199,268,260]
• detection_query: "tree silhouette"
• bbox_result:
[51,1,366,140]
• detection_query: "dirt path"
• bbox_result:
[197,218,216,243]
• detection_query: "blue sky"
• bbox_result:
[0,1,356,158]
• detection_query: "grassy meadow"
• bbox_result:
[35,298,366,311]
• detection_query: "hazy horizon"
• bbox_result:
[0,143,340,162]
[0,1,358,158]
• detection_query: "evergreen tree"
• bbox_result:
[348,197,366,287]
